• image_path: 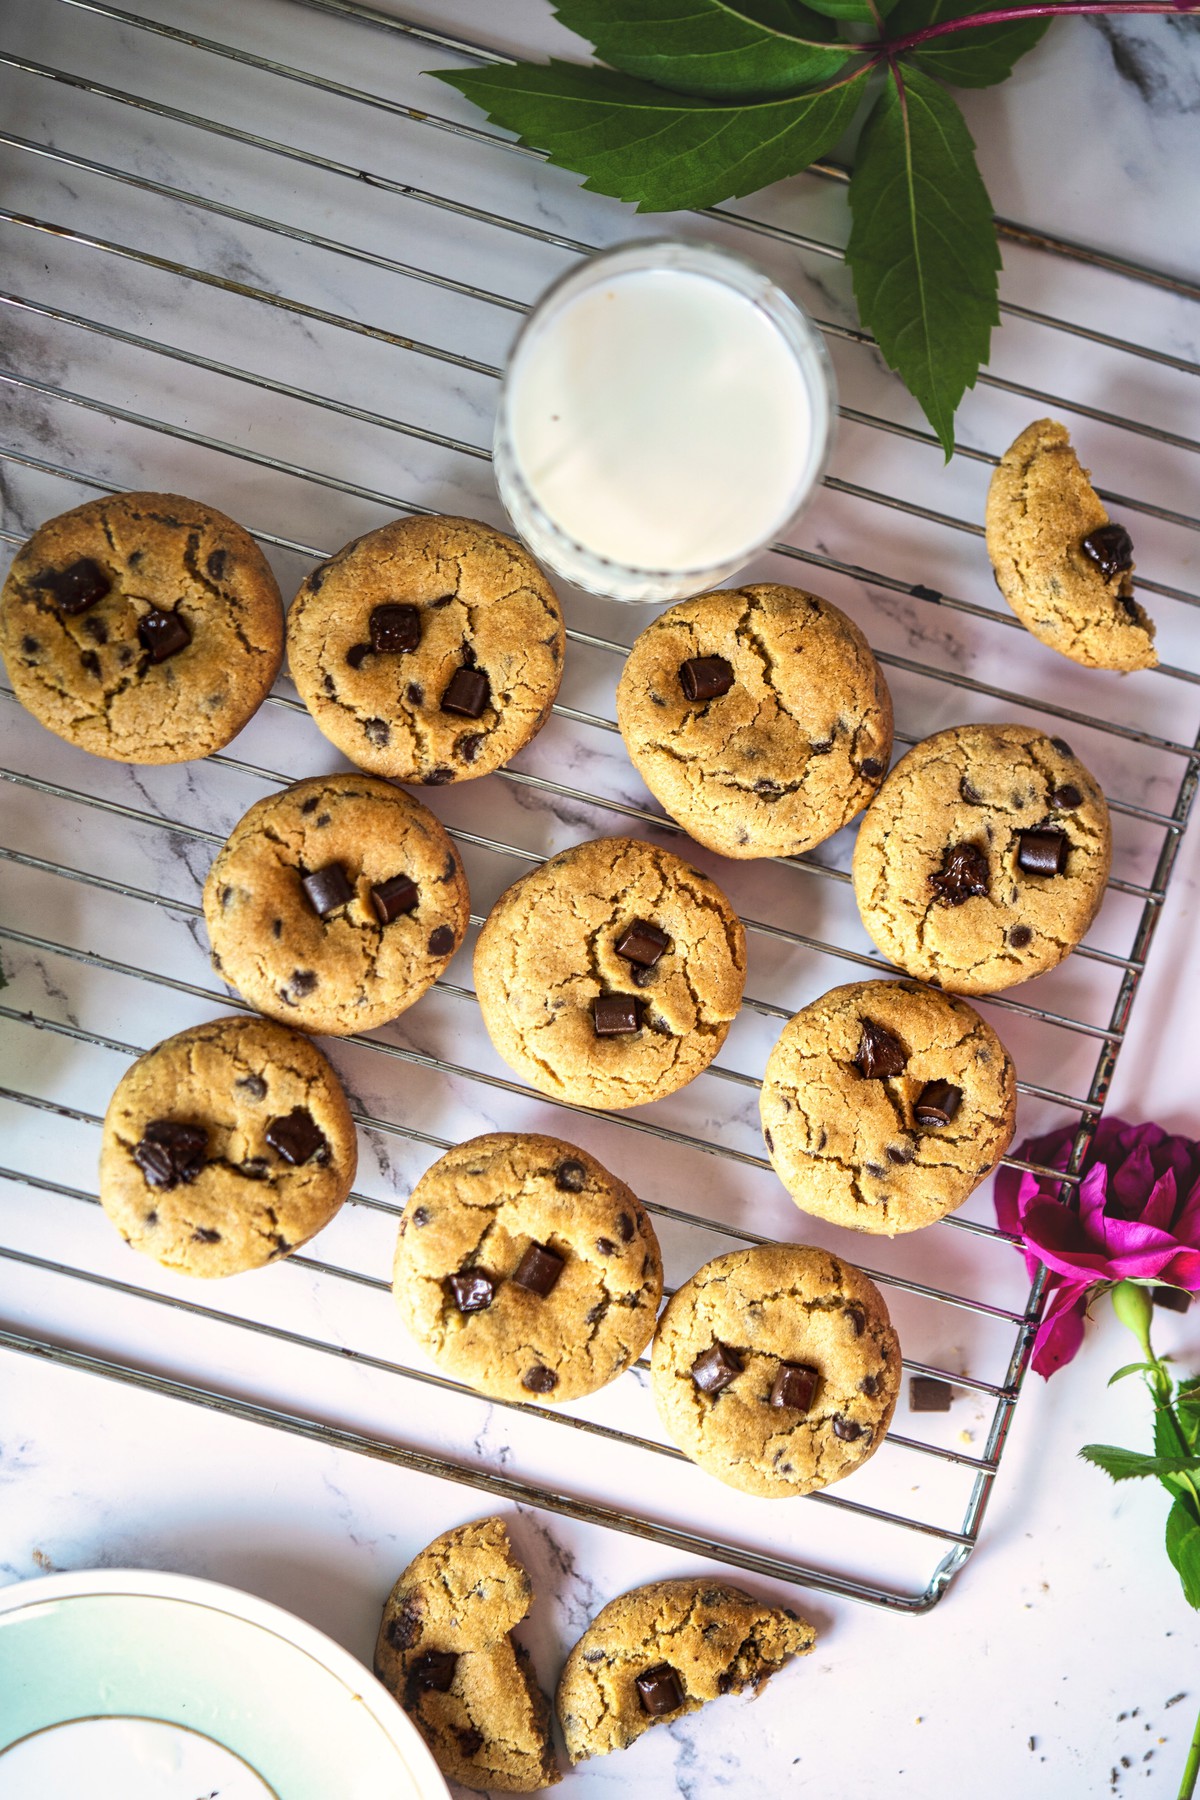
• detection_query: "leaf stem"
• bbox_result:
[1179,1697,1200,1800]
[879,2,1200,59]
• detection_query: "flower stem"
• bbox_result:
[1179,1696,1200,1800]
[880,2,1200,59]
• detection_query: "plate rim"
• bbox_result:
[0,1566,450,1799]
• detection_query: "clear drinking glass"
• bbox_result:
[493,237,837,604]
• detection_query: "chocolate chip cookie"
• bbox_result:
[98,1014,356,1277]
[374,1516,559,1792]
[203,774,469,1035]
[287,513,565,785]
[391,1132,663,1404]
[650,1244,900,1497]
[473,836,747,1109]
[0,491,284,762]
[616,584,893,859]
[556,1576,814,1764]
[985,419,1155,671]
[759,979,1017,1235]
[852,724,1111,995]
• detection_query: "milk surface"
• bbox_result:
[507,268,817,573]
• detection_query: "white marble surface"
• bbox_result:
[1,0,1199,1794]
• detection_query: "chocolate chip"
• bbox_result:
[770,1361,819,1412]
[1050,738,1074,760]
[447,1269,496,1313]
[370,603,421,653]
[1017,829,1068,877]
[456,1729,484,1758]
[192,1226,221,1243]
[860,757,885,779]
[364,717,390,747]
[910,1375,953,1411]
[82,614,107,643]
[859,1374,881,1397]
[423,766,454,785]
[80,649,101,677]
[427,924,455,956]
[1152,1286,1192,1313]
[236,1073,267,1101]
[809,739,833,756]
[265,1107,329,1165]
[206,549,228,579]
[132,1119,207,1189]
[40,557,110,615]
[409,1651,457,1692]
[960,776,982,805]
[386,1601,422,1649]
[691,1342,743,1394]
[832,1415,863,1442]
[239,1158,269,1180]
[914,1080,962,1128]
[1051,784,1082,810]
[679,654,734,702]
[441,666,490,717]
[456,731,485,764]
[593,994,640,1037]
[345,642,371,669]
[636,1664,684,1715]
[550,1162,586,1198]
[616,1211,634,1242]
[522,1363,558,1394]
[615,919,671,968]
[512,1242,564,1297]
[138,607,191,662]
[1009,924,1033,948]
[20,635,39,655]
[631,964,657,988]
[929,841,989,905]
[886,1143,913,1165]
[412,1206,430,1227]
[865,1162,886,1179]
[144,1210,158,1226]
[370,873,418,923]
[595,1236,617,1255]
[1081,522,1134,581]
[843,1303,866,1336]
[854,1019,907,1079]
[287,969,317,996]
[406,681,424,705]
[301,863,353,917]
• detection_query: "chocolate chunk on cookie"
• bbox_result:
[616,584,893,860]
[0,491,283,762]
[651,1245,900,1497]
[985,419,1155,671]
[852,723,1111,995]
[287,514,564,784]
[473,836,746,1109]
[374,1516,559,1792]
[556,1577,815,1763]
[760,980,1017,1235]
[99,1015,356,1277]
[392,1133,663,1403]
[203,774,469,1035]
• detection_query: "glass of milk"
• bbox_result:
[494,238,835,603]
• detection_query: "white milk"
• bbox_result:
[494,242,834,602]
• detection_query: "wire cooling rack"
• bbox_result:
[1,0,1198,1616]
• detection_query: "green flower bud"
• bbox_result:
[1111,1279,1154,1355]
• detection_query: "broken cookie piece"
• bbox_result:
[985,418,1156,671]
[374,1516,559,1792]
[556,1576,815,1763]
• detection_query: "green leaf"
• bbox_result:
[551,0,856,99]
[1081,1444,1200,1483]
[1166,1499,1200,1609]
[887,0,1051,89]
[845,64,998,456]
[431,60,870,212]
[805,0,900,25]
[1107,1361,1158,1387]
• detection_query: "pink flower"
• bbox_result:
[995,1118,1200,1377]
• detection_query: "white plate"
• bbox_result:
[0,1568,450,1800]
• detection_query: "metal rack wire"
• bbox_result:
[1,0,1198,1614]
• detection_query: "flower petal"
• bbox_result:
[1158,1247,1200,1290]
[1031,1285,1090,1378]
[1173,1177,1200,1245]
[1139,1168,1178,1233]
